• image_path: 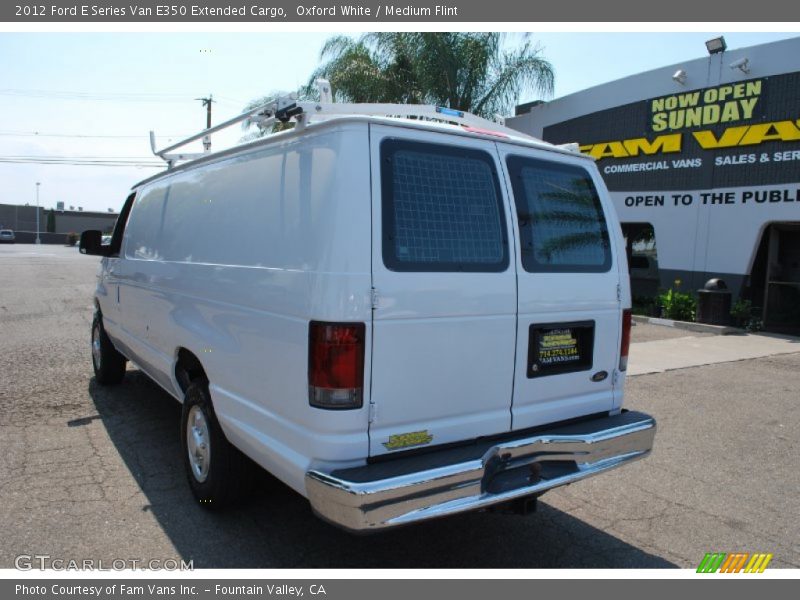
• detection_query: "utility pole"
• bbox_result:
[196,94,214,152]
[35,182,41,244]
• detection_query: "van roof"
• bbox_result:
[133,114,592,190]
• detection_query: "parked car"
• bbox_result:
[630,251,660,298]
[0,229,15,244]
[79,97,655,532]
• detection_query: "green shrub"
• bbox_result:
[730,299,752,327]
[65,232,79,246]
[658,288,696,322]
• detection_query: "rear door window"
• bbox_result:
[507,156,611,273]
[380,139,509,272]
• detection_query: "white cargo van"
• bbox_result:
[80,95,655,532]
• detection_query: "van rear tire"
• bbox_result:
[181,378,250,509]
[91,315,126,385]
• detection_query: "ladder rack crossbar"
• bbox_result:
[150,89,537,168]
[150,96,285,157]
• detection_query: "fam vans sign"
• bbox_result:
[543,71,800,192]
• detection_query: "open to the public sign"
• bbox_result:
[528,321,595,378]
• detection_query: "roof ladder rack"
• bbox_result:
[150,79,536,168]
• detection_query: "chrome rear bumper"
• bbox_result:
[306,410,656,532]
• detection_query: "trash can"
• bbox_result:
[696,278,732,325]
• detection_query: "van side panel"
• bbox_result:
[115,123,373,494]
[610,192,631,412]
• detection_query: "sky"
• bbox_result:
[0,31,798,213]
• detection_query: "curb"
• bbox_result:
[632,314,741,336]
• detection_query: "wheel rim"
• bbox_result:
[186,405,211,483]
[92,325,102,369]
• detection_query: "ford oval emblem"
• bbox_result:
[591,371,608,382]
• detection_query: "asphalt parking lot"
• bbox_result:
[1,244,798,569]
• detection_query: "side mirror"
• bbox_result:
[79,230,108,256]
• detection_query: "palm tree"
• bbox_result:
[342,33,555,118]
[241,33,554,137]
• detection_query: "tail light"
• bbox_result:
[308,321,365,409]
[619,309,632,371]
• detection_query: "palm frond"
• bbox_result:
[241,33,555,131]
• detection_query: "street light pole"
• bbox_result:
[35,182,41,244]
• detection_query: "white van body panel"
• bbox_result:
[611,198,631,412]
[92,115,641,511]
[103,123,374,494]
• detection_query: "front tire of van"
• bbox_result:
[91,315,127,385]
[181,378,249,510]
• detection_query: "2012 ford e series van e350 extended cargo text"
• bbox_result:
[80,95,655,532]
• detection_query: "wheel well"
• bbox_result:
[175,348,207,394]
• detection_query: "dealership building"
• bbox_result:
[508,36,800,332]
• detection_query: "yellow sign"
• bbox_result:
[580,118,800,159]
[651,80,762,132]
[539,329,579,364]
[383,430,434,451]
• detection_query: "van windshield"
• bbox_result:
[507,156,611,273]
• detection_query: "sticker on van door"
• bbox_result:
[382,430,434,451]
[528,322,594,378]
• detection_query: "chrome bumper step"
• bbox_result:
[306,410,656,532]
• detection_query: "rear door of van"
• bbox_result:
[496,144,622,429]
[367,125,517,457]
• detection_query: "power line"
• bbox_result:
[0,161,161,168]
[0,159,161,166]
[0,130,190,139]
[213,96,249,107]
[0,88,201,103]
[0,87,191,97]
[1,156,161,161]
[0,156,162,168]
[214,94,247,103]
[0,89,253,111]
